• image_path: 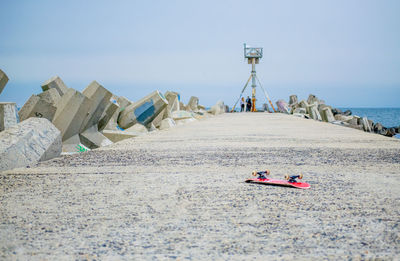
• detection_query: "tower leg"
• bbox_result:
[251,58,257,112]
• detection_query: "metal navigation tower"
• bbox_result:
[232,43,276,112]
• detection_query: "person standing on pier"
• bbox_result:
[246,96,252,112]
[240,97,245,112]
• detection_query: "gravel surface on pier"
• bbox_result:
[1,113,400,260]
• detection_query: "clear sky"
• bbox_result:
[0,0,399,107]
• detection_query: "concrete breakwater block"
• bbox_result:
[164,91,180,118]
[52,88,91,141]
[38,88,61,104]
[18,93,58,122]
[98,101,119,131]
[80,126,113,149]
[0,102,19,131]
[321,107,335,122]
[0,118,61,171]
[41,76,69,96]
[118,91,168,129]
[276,99,289,113]
[117,96,132,111]
[298,100,309,109]
[307,103,322,121]
[150,107,167,128]
[307,94,320,105]
[75,81,113,149]
[362,117,372,132]
[102,129,143,142]
[209,100,225,115]
[289,95,298,105]
[0,69,9,95]
[81,81,112,132]
[187,96,199,111]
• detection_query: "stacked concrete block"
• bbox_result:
[102,129,143,142]
[115,96,133,125]
[101,95,127,131]
[289,95,298,106]
[81,81,112,131]
[307,103,322,121]
[0,102,19,132]
[209,100,225,115]
[187,96,199,111]
[150,107,167,128]
[117,96,132,111]
[362,117,372,132]
[41,76,69,96]
[18,93,58,122]
[307,94,319,105]
[164,91,180,118]
[118,91,169,129]
[159,118,176,130]
[0,118,61,171]
[276,100,290,114]
[79,81,113,149]
[80,126,113,149]
[334,114,353,122]
[52,88,92,152]
[348,116,359,126]
[321,107,335,122]
[38,88,61,104]
[0,69,9,95]
[98,101,119,131]
[299,100,309,109]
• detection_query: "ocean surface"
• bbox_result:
[339,108,400,128]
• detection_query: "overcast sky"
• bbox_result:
[1,0,399,107]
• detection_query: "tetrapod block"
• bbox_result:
[118,91,168,129]
[41,76,69,96]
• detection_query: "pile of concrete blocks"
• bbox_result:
[0,118,62,171]
[17,77,117,153]
[281,93,398,137]
[9,71,221,153]
[0,69,63,172]
[0,67,222,171]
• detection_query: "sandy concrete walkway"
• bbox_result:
[1,113,400,260]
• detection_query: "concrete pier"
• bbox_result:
[1,113,399,259]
